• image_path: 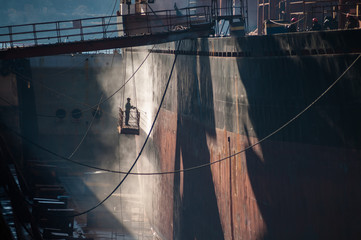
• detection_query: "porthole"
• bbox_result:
[55,109,66,119]
[71,109,82,119]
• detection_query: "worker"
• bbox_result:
[345,13,358,29]
[125,97,135,126]
[311,18,322,31]
[287,18,297,32]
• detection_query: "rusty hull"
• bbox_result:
[135,29,361,240]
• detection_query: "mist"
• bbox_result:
[87,46,161,237]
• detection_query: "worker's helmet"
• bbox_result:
[312,18,318,23]
[291,17,297,22]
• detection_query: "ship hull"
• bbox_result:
[3,28,361,240]
[133,29,361,240]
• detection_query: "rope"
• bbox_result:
[137,53,361,175]
[68,95,103,159]
[3,54,360,176]
[131,47,138,108]
[9,46,152,122]
[3,125,132,173]
[1,68,123,174]
[10,69,116,119]
[70,40,182,217]
[0,97,121,172]
[62,52,361,175]
[80,45,156,113]
[121,45,127,114]
[10,45,154,118]
[64,48,107,161]
[106,0,120,38]
[105,0,118,31]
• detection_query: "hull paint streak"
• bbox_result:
[3,28,360,240]
[136,29,361,240]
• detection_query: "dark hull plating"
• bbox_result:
[134,29,361,240]
[2,28,361,240]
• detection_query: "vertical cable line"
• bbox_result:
[10,45,155,117]
[68,95,103,159]
[105,0,118,28]
[131,47,138,107]
[4,51,360,178]
[10,69,117,119]
[105,0,119,37]
[79,45,156,113]
[68,50,116,159]
[71,40,182,217]
[3,53,360,175]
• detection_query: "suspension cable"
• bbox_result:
[70,40,182,217]
[10,69,116,119]
[131,47,138,108]
[36,43,361,219]
[138,53,361,175]
[67,49,115,159]
[58,53,361,175]
[142,53,361,174]
[68,95,103,159]
[10,45,155,118]
[3,54,360,176]
[80,45,156,113]
[105,0,119,30]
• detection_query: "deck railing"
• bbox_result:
[0,6,212,49]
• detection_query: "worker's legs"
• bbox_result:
[125,112,130,125]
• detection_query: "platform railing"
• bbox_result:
[283,2,360,31]
[0,6,211,49]
[213,6,247,36]
[309,3,361,29]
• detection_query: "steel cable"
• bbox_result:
[80,45,156,113]
[68,95,103,159]
[3,54,360,176]
[69,40,183,217]
[9,45,155,119]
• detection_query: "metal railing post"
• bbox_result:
[167,10,170,31]
[8,26,13,48]
[146,11,151,34]
[56,22,61,43]
[102,17,106,39]
[80,20,84,41]
[33,24,38,45]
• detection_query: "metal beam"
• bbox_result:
[0,26,213,59]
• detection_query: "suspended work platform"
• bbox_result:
[118,107,140,135]
[0,6,213,59]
